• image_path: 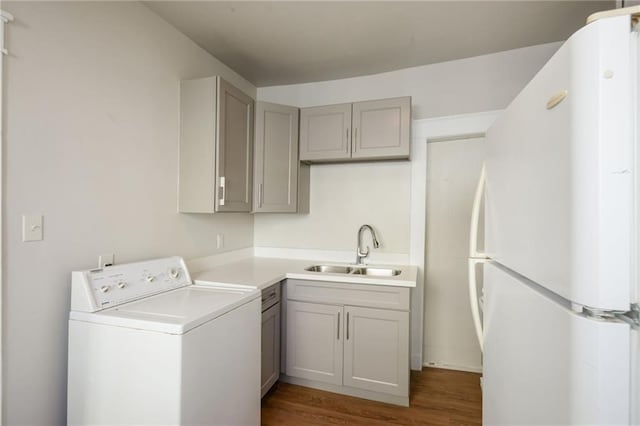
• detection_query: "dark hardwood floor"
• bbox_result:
[261,368,482,425]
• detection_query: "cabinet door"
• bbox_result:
[178,77,216,213]
[343,306,409,396]
[216,78,254,212]
[352,97,411,160]
[285,301,343,385]
[254,102,300,213]
[261,303,281,397]
[299,103,351,162]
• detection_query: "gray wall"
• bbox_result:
[3,2,256,424]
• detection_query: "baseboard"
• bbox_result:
[423,362,482,374]
[411,354,423,371]
[279,375,409,407]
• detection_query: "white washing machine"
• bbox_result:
[67,257,261,425]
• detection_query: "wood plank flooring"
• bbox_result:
[261,368,482,425]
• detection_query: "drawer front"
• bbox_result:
[286,279,410,311]
[262,282,281,312]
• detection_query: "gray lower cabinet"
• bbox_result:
[261,302,281,397]
[285,301,343,385]
[343,306,409,397]
[253,102,309,213]
[178,76,254,213]
[299,97,411,163]
[284,279,410,405]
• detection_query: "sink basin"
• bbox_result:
[304,265,401,277]
[305,265,353,274]
[351,267,401,277]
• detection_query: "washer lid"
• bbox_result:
[69,285,260,334]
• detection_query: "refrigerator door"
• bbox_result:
[485,15,635,310]
[483,262,632,425]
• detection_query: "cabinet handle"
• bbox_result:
[219,176,226,206]
[346,311,350,340]
[353,128,357,153]
[337,312,340,340]
[346,128,350,153]
[261,291,277,303]
[259,183,263,208]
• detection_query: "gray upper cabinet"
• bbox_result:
[216,78,254,212]
[179,77,217,213]
[299,103,352,161]
[299,97,411,163]
[254,102,309,213]
[178,76,254,213]
[352,97,411,160]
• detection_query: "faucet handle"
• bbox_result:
[357,246,370,257]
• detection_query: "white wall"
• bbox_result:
[3,2,255,424]
[254,162,411,255]
[258,42,561,119]
[255,42,560,255]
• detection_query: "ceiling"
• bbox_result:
[145,1,615,87]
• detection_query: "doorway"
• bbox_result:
[423,135,485,372]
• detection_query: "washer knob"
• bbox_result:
[117,281,126,289]
[169,268,180,279]
[146,275,155,283]
[100,285,110,293]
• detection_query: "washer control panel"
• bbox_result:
[71,257,192,312]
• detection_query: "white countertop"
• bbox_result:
[193,257,417,290]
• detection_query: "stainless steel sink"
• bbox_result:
[305,265,353,274]
[304,265,401,277]
[351,267,401,277]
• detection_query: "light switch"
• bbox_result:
[22,214,43,242]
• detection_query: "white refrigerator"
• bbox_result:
[468,9,639,425]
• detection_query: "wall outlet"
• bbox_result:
[99,254,114,268]
[216,234,224,249]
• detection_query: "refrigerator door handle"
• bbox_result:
[468,164,488,352]
[468,258,485,352]
[469,163,487,259]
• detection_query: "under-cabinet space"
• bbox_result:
[299,97,411,163]
[253,102,309,213]
[178,76,254,213]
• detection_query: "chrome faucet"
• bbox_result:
[356,224,380,265]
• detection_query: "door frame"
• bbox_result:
[408,109,501,371]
